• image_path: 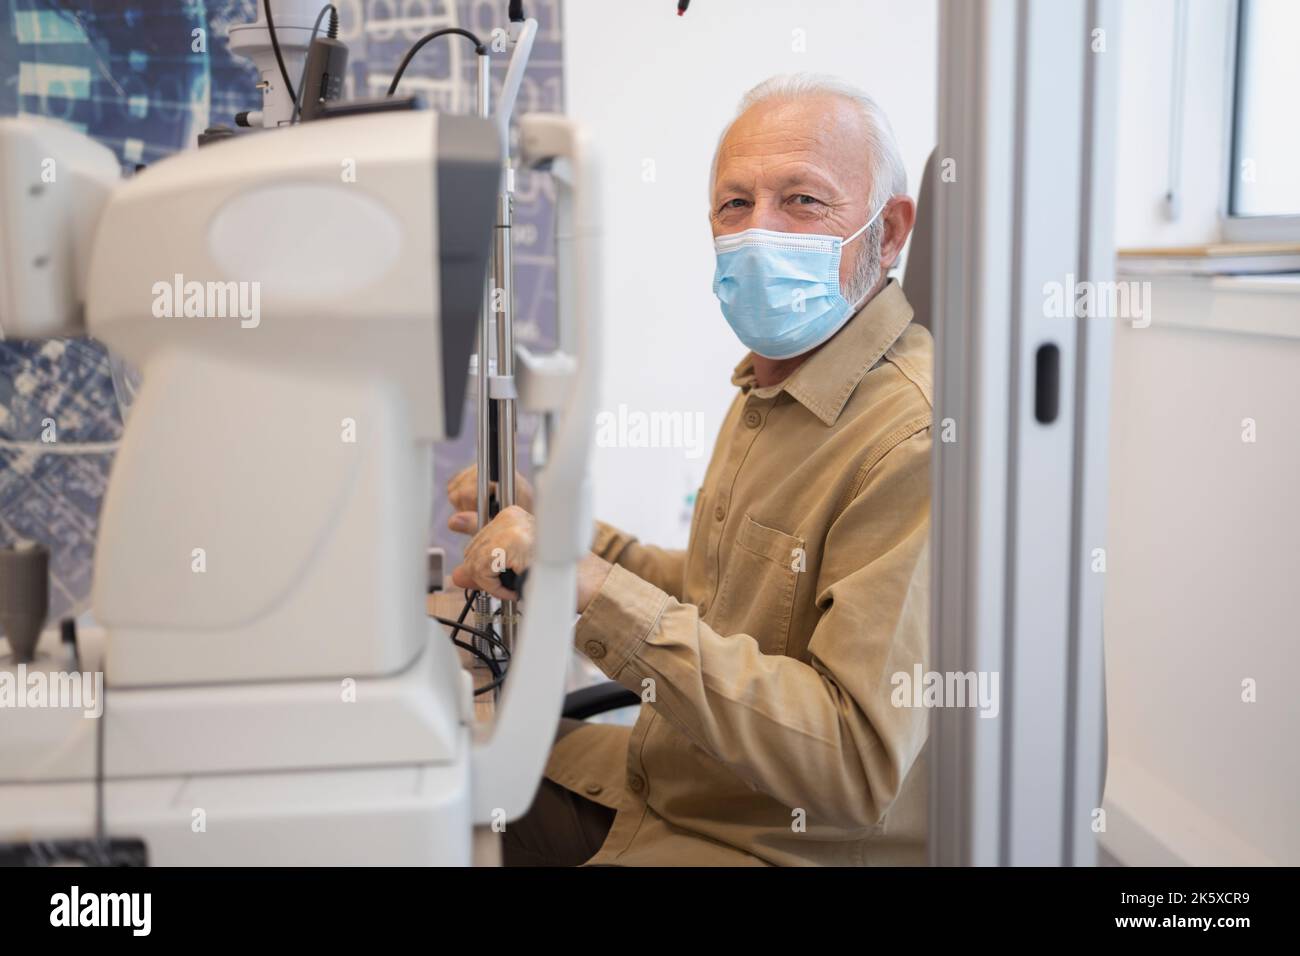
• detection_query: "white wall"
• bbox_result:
[1103,0,1300,864]
[561,0,937,548]
[1103,283,1300,867]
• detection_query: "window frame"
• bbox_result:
[1222,0,1300,241]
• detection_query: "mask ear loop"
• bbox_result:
[839,198,891,313]
[841,198,888,248]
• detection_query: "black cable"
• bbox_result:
[60,617,79,671]
[475,672,506,696]
[436,591,510,657]
[386,28,485,97]
[264,0,298,110]
[440,587,511,697]
[464,588,509,658]
[432,615,509,657]
[451,637,500,679]
[293,3,337,119]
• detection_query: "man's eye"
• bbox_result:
[791,194,821,206]
[720,198,748,211]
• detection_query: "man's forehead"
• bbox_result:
[713,161,840,197]
[713,94,869,194]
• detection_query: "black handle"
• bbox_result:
[498,568,528,599]
[1034,343,1060,424]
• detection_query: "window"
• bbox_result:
[1225,0,1300,239]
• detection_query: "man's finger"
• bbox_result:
[447,478,498,514]
[450,561,491,592]
[449,562,517,603]
[448,485,475,512]
[448,511,478,534]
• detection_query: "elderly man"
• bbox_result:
[447,73,932,866]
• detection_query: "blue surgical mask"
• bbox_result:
[712,204,884,360]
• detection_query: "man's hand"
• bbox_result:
[450,506,614,612]
[446,465,535,534]
[451,505,535,601]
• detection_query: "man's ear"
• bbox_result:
[881,196,917,271]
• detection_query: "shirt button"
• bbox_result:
[584,783,603,796]
[628,774,646,794]
[714,504,726,521]
[584,640,607,660]
[744,409,762,428]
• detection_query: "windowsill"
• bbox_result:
[1114,272,1300,341]
[1208,273,1300,294]
[1116,242,1300,280]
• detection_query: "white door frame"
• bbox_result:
[929,0,1118,866]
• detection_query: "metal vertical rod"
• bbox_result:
[1163,0,1188,220]
[494,180,518,652]
[473,51,495,653]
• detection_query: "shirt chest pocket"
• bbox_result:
[713,514,804,656]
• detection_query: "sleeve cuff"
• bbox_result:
[574,562,669,678]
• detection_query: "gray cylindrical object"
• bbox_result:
[0,542,49,663]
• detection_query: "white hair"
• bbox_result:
[709,73,908,212]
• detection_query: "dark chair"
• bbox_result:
[901,148,937,331]
[562,681,639,720]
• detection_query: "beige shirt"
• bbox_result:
[544,279,934,866]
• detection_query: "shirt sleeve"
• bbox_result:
[590,519,688,603]
[573,429,932,830]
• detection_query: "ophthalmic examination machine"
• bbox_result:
[0,0,599,866]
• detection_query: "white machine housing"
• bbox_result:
[0,105,601,865]
[88,108,495,688]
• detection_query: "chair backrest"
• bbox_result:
[901,148,938,331]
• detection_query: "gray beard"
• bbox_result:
[842,217,884,309]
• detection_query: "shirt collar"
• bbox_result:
[729,278,915,426]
